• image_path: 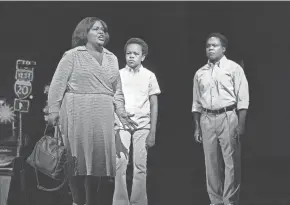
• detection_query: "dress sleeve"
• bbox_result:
[47,51,74,113]
[112,56,126,117]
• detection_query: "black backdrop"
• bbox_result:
[0,2,290,167]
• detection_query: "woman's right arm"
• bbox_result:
[112,56,137,130]
[47,51,74,115]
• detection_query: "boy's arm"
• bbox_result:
[146,72,161,148]
[149,94,158,135]
[146,94,158,149]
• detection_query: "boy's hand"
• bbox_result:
[146,131,156,149]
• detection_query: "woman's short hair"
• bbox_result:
[124,37,149,56]
[206,32,228,49]
[71,17,110,48]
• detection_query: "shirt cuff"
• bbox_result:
[237,101,249,110]
[192,105,202,113]
[149,91,161,96]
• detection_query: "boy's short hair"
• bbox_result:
[124,37,149,56]
[206,32,228,49]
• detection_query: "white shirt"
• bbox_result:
[115,65,161,129]
[192,56,249,112]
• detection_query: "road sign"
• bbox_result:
[13,99,30,113]
[14,80,32,99]
[15,69,34,81]
[16,59,36,71]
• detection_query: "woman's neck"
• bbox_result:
[86,43,103,53]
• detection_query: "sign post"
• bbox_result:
[13,60,36,157]
[0,60,36,205]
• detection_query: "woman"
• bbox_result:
[47,17,137,205]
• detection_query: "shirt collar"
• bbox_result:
[76,45,112,55]
[125,65,143,73]
[207,55,227,68]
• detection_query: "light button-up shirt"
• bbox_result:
[192,56,249,112]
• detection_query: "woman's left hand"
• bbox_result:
[119,112,138,131]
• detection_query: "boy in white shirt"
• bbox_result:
[113,38,161,205]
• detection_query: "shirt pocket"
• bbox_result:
[218,71,233,89]
[198,75,211,93]
[135,81,149,97]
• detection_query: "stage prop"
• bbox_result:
[0,59,36,205]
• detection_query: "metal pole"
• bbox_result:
[12,120,16,141]
[17,112,22,157]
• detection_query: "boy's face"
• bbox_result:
[126,43,145,69]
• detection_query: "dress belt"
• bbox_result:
[66,91,114,97]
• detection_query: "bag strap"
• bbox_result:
[34,163,68,192]
[43,123,64,145]
[34,124,67,192]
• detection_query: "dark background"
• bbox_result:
[1,1,288,157]
[0,2,290,204]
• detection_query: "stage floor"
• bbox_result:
[147,157,290,205]
[5,157,290,205]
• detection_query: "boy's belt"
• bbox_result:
[203,104,236,114]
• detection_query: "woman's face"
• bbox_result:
[87,21,106,47]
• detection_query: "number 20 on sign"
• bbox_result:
[14,80,32,99]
